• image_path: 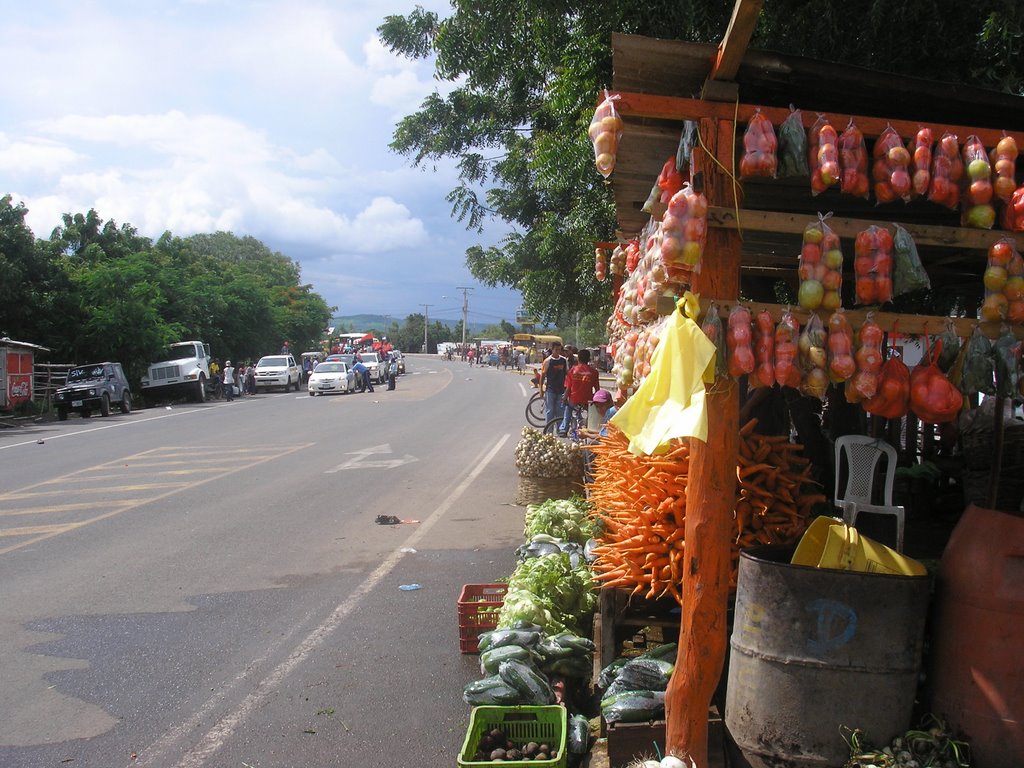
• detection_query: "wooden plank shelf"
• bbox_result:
[614,90,1024,148]
[653,295,1023,341]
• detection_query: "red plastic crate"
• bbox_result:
[458,583,507,653]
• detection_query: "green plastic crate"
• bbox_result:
[458,705,567,768]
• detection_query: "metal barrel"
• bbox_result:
[724,545,931,768]
[929,504,1024,768]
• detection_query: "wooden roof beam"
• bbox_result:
[706,0,764,84]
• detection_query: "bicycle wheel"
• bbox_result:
[543,417,564,436]
[526,392,546,427]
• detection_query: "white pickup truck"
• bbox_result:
[140,341,213,403]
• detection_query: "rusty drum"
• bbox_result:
[725,546,931,768]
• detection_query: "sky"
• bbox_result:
[0,0,524,329]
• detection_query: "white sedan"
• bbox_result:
[307,362,356,396]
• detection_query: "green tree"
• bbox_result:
[380,1,1023,321]
[0,195,57,341]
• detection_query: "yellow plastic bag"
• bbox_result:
[610,293,716,455]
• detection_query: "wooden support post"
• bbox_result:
[664,118,741,765]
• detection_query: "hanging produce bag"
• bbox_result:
[846,313,884,403]
[928,132,962,210]
[753,309,775,388]
[726,304,755,378]
[892,224,931,296]
[660,182,708,275]
[962,134,996,229]
[739,109,777,178]
[588,91,623,178]
[838,119,869,198]
[910,335,964,424]
[961,326,995,397]
[657,156,684,204]
[982,237,1024,323]
[827,309,856,383]
[809,114,839,195]
[594,247,607,282]
[701,302,728,379]
[993,330,1021,399]
[935,319,962,373]
[864,339,911,420]
[1002,185,1024,232]
[854,225,894,305]
[991,134,1018,204]
[777,105,809,178]
[799,215,843,311]
[798,313,829,399]
[909,127,933,198]
[872,124,911,204]
[774,309,802,388]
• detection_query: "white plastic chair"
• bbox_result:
[834,435,905,552]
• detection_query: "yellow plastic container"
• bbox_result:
[791,516,927,577]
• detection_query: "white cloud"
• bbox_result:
[0,134,82,177]
[0,2,523,321]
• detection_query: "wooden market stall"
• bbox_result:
[592,3,1024,767]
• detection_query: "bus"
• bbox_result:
[509,333,563,362]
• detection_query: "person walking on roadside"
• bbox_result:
[539,341,568,425]
[222,360,236,401]
[560,348,600,435]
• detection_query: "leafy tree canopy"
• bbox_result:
[380,1,1023,322]
[0,201,334,385]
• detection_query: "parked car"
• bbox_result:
[353,351,387,383]
[254,354,302,392]
[54,362,133,420]
[307,361,355,396]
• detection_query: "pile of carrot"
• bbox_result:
[587,427,690,604]
[587,419,826,603]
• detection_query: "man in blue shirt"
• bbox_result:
[351,360,373,393]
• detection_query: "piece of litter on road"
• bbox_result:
[399,584,422,591]
[375,515,420,525]
[399,547,417,553]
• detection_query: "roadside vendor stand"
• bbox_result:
[0,337,49,413]
[590,3,1024,766]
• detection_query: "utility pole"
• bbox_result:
[456,286,474,349]
[421,304,433,354]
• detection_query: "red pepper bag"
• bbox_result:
[910,337,964,424]
[863,345,910,420]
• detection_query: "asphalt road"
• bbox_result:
[0,356,537,768]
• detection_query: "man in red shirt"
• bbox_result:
[560,348,600,434]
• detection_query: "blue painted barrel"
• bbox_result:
[724,546,931,768]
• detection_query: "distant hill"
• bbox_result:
[329,314,492,335]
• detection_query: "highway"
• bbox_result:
[0,356,535,767]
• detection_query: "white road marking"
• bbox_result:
[0,401,251,452]
[324,443,418,472]
[130,432,511,768]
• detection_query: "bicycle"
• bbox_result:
[543,402,587,443]
[525,391,546,427]
[525,369,546,427]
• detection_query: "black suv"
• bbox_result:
[54,362,133,420]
